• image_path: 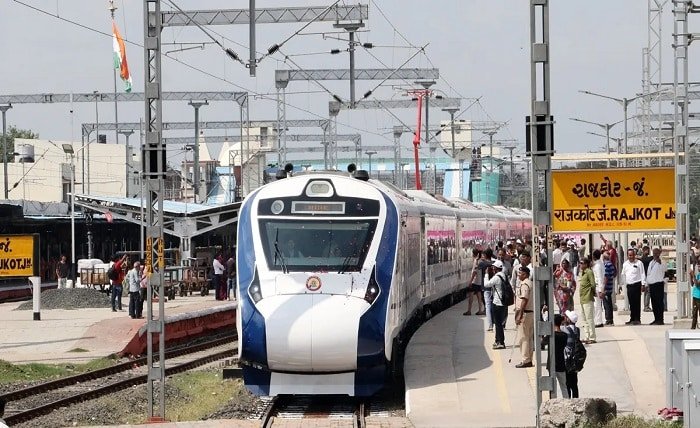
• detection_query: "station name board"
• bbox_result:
[0,234,40,278]
[552,167,676,232]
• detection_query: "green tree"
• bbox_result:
[2,126,39,163]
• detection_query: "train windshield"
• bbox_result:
[260,219,376,272]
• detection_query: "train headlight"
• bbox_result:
[305,180,333,197]
[271,200,284,215]
[364,268,381,305]
[248,270,263,303]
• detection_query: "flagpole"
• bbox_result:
[109,1,125,197]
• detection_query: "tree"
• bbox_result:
[2,126,39,163]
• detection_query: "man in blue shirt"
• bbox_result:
[692,268,700,329]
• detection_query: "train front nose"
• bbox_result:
[260,294,369,372]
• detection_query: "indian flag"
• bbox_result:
[112,20,132,93]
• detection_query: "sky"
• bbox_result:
[0,0,688,167]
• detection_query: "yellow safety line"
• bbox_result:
[488,343,512,413]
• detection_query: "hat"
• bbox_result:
[516,239,523,244]
[492,260,504,269]
[519,265,530,275]
[565,310,578,324]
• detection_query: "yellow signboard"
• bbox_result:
[0,234,40,277]
[552,167,676,232]
[157,238,165,269]
[145,236,153,271]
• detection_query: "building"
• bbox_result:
[6,138,135,203]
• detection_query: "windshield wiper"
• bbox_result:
[338,253,355,274]
[274,229,288,273]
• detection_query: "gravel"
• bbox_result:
[15,288,111,311]
[11,369,263,428]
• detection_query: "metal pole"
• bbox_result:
[349,29,356,107]
[249,0,256,77]
[530,2,556,424]
[91,91,99,194]
[188,101,208,203]
[623,99,629,164]
[1,105,11,199]
[605,124,611,167]
[70,156,75,277]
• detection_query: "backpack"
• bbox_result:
[564,326,587,372]
[497,275,515,306]
[107,265,118,281]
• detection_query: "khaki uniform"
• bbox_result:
[517,278,534,364]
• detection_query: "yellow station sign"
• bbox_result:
[552,167,676,232]
[0,234,40,277]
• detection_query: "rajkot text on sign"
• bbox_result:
[552,167,675,232]
[0,234,40,277]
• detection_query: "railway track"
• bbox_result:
[2,334,237,425]
[259,395,367,428]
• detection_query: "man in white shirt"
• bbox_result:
[552,239,563,271]
[646,247,668,325]
[591,249,605,327]
[621,249,646,325]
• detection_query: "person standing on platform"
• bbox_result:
[514,266,534,368]
[577,258,596,344]
[640,245,653,313]
[591,250,605,328]
[551,314,569,398]
[56,255,69,289]
[692,266,700,329]
[485,260,507,349]
[226,251,236,300]
[110,254,127,312]
[464,249,485,316]
[603,251,616,325]
[126,261,142,319]
[480,248,496,331]
[646,247,667,325]
[563,310,581,398]
[552,239,563,272]
[622,249,646,325]
[212,253,226,300]
[136,263,148,319]
[554,259,576,315]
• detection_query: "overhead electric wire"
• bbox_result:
[256,0,341,65]
[9,0,395,144]
[163,0,245,65]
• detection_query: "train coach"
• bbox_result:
[236,168,531,397]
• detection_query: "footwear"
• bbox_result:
[492,343,506,350]
[463,311,471,316]
[631,320,641,325]
[605,321,614,325]
[595,324,604,328]
[650,321,664,325]
[625,320,633,325]
[587,340,597,344]
[515,361,533,368]
[112,308,117,312]
[476,311,486,316]
[644,307,652,312]
[487,327,493,332]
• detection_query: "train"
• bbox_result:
[236,168,532,397]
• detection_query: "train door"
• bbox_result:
[420,214,427,298]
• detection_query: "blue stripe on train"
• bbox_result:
[237,190,270,395]
[355,193,398,396]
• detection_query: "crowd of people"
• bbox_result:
[463,234,673,398]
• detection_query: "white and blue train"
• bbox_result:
[236,169,531,397]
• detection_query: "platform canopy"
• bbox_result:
[73,194,241,241]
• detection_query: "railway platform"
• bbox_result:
[0,295,235,364]
[404,288,676,428]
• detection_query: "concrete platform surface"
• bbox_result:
[405,291,676,428]
[0,295,234,364]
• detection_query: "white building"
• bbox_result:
[5,138,134,203]
[438,120,503,159]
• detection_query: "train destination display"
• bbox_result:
[552,167,675,232]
